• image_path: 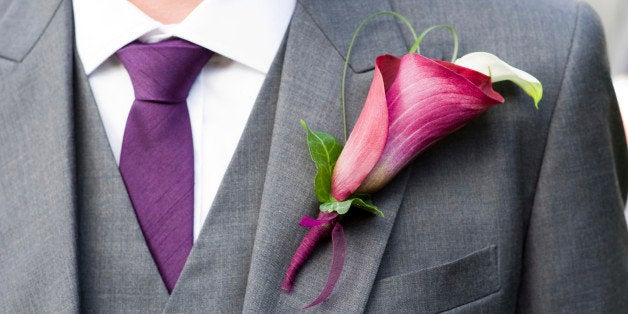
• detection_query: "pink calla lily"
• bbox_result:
[331,53,504,201]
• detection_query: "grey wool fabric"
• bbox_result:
[1,0,627,313]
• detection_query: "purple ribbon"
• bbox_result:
[303,220,346,309]
[282,211,347,308]
[299,213,338,227]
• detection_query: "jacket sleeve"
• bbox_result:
[516,3,628,312]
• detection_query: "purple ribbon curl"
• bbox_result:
[282,212,347,309]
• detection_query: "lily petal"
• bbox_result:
[331,62,390,201]
[358,54,504,193]
[455,52,543,108]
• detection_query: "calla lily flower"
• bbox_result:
[331,52,539,201]
[285,49,542,309]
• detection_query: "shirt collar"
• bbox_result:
[73,0,296,75]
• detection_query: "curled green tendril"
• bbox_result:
[341,11,418,144]
[340,15,459,144]
[410,24,459,62]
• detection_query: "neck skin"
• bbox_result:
[129,0,202,24]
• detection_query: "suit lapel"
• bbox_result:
[298,0,408,73]
[243,1,410,311]
[163,38,284,313]
[0,0,64,62]
[0,0,80,311]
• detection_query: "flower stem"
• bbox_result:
[282,212,339,292]
[341,11,418,144]
[410,24,459,62]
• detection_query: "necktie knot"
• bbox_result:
[117,39,212,103]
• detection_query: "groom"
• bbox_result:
[1,0,626,312]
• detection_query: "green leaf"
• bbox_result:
[320,199,353,215]
[301,120,343,203]
[351,198,384,217]
[320,197,383,217]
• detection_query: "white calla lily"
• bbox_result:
[455,52,543,108]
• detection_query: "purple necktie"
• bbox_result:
[116,39,212,293]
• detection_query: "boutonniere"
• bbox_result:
[282,12,542,308]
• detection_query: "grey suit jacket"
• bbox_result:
[1,0,627,312]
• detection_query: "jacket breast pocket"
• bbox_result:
[366,245,499,313]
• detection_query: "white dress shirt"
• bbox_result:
[73,0,296,240]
